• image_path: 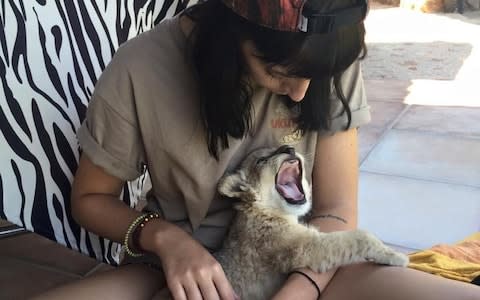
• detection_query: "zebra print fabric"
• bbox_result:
[1,0,193,264]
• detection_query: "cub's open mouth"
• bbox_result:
[275,158,305,205]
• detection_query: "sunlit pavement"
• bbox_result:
[359,4,480,252]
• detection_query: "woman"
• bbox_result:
[33,0,480,299]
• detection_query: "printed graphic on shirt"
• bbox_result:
[271,102,302,145]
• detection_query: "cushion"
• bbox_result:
[0,0,195,265]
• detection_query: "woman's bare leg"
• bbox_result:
[322,263,480,300]
[30,264,166,300]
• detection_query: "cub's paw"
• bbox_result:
[369,250,409,267]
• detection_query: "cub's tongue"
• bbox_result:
[276,160,304,201]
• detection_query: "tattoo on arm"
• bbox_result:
[309,214,348,224]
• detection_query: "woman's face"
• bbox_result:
[241,40,311,102]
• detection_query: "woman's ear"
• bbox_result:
[217,170,250,199]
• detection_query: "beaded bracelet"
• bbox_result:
[124,212,160,257]
[288,270,321,300]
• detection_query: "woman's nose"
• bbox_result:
[287,78,311,102]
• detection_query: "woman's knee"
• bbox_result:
[98,264,167,298]
[152,287,172,300]
[322,263,480,300]
[31,263,166,300]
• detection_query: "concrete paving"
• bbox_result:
[359,4,480,251]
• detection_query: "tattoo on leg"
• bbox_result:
[309,214,348,224]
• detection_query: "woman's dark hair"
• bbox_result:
[184,0,367,159]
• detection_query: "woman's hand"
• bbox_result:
[151,223,238,300]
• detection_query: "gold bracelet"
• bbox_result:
[124,213,160,257]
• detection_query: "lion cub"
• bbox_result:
[216,145,409,300]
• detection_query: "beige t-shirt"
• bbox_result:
[77,16,370,251]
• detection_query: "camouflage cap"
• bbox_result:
[221,0,368,33]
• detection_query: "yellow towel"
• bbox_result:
[408,233,480,283]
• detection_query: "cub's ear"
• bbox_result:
[218,171,251,199]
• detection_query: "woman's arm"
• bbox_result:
[71,154,144,242]
[72,154,183,254]
[72,154,238,300]
[271,127,359,300]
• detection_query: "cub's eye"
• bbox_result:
[256,157,267,165]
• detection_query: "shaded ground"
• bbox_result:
[358,4,480,252]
